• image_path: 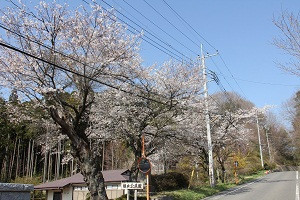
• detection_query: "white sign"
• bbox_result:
[121,182,144,190]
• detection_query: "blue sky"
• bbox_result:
[1,0,300,121]
[103,0,300,114]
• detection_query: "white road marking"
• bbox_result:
[210,177,264,200]
[296,171,299,200]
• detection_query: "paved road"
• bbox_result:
[205,171,299,200]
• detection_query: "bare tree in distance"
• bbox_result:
[273,11,300,76]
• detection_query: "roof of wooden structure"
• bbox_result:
[34,169,130,190]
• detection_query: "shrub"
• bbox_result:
[263,163,270,170]
[12,176,42,185]
[151,172,189,192]
[116,194,146,200]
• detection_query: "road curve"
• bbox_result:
[205,171,299,200]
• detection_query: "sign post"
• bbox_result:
[121,182,144,200]
[138,134,151,200]
[134,189,138,200]
[146,174,150,200]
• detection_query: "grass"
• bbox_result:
[158,183,236,200]
[154,170,266,200]
[239,170,266,184]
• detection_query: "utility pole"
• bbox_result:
[201,44,218,187]
[256,111,264,168]
[265,128,272,161]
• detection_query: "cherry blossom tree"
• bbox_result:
[170,92,259,182]
[88,60,203,180]
[0,1,141,199]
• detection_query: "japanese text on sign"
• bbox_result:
[121,182,144,190]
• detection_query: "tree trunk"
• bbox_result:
[101,140,105,171]
[57,139,61,179]
[30,140,34,178]
[220,162,226,183]
[22,145,25,177]
[26,140,31,177]
[130,148,142,181]
[111,141,114,170]
[2,134,10,181]
[43,150,48,183]
[1,146,9,182]
[9,138,17,180]
[61,140,64,177]
[54,145,57,180]
[15,138,20,178]
[33,154,37,176]
[70,138,108,200]
[50,107,108,200]
[71,158,74,176]
[76,148,108,200]
[48,149,52,181]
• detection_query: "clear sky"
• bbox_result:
[102,0,300,116]
[1,0,300,120]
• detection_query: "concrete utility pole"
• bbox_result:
[201,45,218,187]
[265,128,272,161]
[256,111,264,168]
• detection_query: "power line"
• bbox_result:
[207,60,242,107]
[162,0,217,51]
[1,1,210,116]
[121,0,198,56]
[160,1,237,102]
[219,54,247,98]
[142,0,201,50]
[0,40,168,105]
[160,0,247,99]
[0,22,147,91]
[209,57,237,93]
[101,0,249,136]
[81,0,184,63]
[158,0,244,126]
[126,28,183,63]
[6,0,195,83]
[93,0,194,63]
[0,40,208,115]
[233,78,300,87]
[111,0,150,33]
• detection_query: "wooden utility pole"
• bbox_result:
[141,134,150,200]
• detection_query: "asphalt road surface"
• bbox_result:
[205,171,299,200]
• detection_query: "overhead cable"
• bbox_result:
[93,0,193,63]
[162,0,217,51]
[161,0,247,98]
[219,54,247,98]
[0,41,167,105]
[142,0,201,49]
[122,0,198,56]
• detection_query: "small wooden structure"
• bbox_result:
[34,169,130,200]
